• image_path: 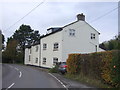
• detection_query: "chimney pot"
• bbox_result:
[77,13,85,21]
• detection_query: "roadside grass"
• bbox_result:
[65,73,112,88]
[49,65,59,73]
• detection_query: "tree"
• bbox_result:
[1,33,5,50]
[100,34,120,50]
[108,41,114,50]
[2,34,5,44]
[3,24,40,63]
[12,24,40,51]
[2,39,18,63]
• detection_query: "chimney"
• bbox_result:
[77,13,85,21]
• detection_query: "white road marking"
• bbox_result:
[15,67,19,71]
[6,83,15,90]
[48,73,68,90]
[14,67,22,78]
[8,65,13,68]
[19,71,22,78]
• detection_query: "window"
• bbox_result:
[53,43,59,51]
[91,33,95,39]
[29,55,31,61]
[43,43,47,50]
[69,29,75,36]
[43,58,46,65]
[36,46,38,52]
[53,58,58,65]
[35,58,38,63]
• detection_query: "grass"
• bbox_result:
[49,65,59,73]
[65,73,112,88]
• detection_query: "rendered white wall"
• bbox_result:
[62,20,100,62]
[41,31,62,68]
[24,20,101,68]
[31,45,40,66]
[24,48,31,65]
[24,44,40,66]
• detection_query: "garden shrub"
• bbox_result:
[66,54,81,74]
[66,50,120,87]
[49,65,59,73]
[89,52,102,80]
[80,54,90,76]
[111,50,120,87]
[100,51,113,85]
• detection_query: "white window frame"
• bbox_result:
[53,57,58,65]
[29,55,31,61]
[43,43,47,50]
[35,58,38,63]
[69,29,75,36]
[43,58,46,65]
[53,43,59,51]
[91,33,95,39]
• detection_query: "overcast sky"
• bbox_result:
[0,0,119,43]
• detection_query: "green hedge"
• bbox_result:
[66,50,120,87]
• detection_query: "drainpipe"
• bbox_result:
[90,42,97,52]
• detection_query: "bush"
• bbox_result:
[66,50,120,88]
[111,50,120,87]
[49,65,59,73]
[100,51,113,85]
[66,54,81,74]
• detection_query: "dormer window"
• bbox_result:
[69,29,75,36]
[91,33,95,39]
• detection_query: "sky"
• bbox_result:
[0,0,119,43]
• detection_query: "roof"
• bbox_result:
[40,20,100,39]
[26,19,100,48]
[32,42,40,46]
[25,45,31,49]
[63,20,100,34]
[40,28,63,38]
[25,42,40,49]
[84,21,100,35]
[47,27,62,31]
[63,20,79,28]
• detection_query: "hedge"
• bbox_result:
[66,50,120,87]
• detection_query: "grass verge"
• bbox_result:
[65,73,112,88]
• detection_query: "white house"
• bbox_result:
[24,43,41,66]
[24,13,104,68]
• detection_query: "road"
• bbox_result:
[2,64,65,89]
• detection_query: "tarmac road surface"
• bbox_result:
[2,64,64,89]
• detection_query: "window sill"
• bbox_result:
[43,49,46,50]
[53,49,58,51]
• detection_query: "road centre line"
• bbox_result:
[13,67,22,78]
[14,67,19,71]
[19,71,22,78]
[6,83,15,90]
[48,73,68,90]
[9,65,22,78]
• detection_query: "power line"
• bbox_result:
[5,0,45,31]
[90,5,120,23]
[4,1,119,32]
